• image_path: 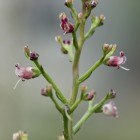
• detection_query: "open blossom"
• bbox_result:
[102,101,118,118]
[14,63,40,89]
[59,13,74,34]
[104,51,129,71]
[15,63,34,80]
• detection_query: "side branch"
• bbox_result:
[78,56,105,83]
[33,60,68,104]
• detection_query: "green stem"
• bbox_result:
[33,60,68,104]
[78,55,105,83]
[73,95,108,134]
[50,95,63,114]
[72,32,79,50]
[70,98,82,113]
[69,5,78,21]
[63,114,72,140]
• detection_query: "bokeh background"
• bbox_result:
[0,0,140,140]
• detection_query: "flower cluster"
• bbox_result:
[13,0,129,140]
[59,13,74,34]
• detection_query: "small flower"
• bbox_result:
[91,0,98,8]
[102,101,118,117]
[64,0,73,7]
[41,84,52,97]
[13,131,28,140]
[59,13,74,34]
[24,46,39,61]
[14,63,40,89]
[84,90,95,101]
[102,44,117,55]
[30,51,39,61]
[80,84,88,94]
[55,36,62,43]
[99,14,106,25]
[107,89,116,99]
[104,51,130,70]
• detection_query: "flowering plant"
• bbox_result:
[13,0,129,140]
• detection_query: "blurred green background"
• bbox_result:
[0,0,140,140]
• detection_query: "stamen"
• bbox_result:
[13,79,21,90]
[120,66,130,71]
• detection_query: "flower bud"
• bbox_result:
[102,43,111,54]
[107,89,116,99]
[13,131,28,140]
[24,46,30,58]
[91,0,98,8]
[64,0,73,7]
[30,51,39,61]
[102,101,118,118]
[80,84,88,94]
[78,12,84,22]
[83,90,95,101]
[41,84,53,97]
[99,14,106,25]
[55,36,62,43]
[59,12,74,34]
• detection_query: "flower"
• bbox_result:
[14,63,40,89]
[15,63,34,80]
[13,131,28,140]
[104,51,129,70]
[84,90,95,101]
[91,0,98,8]
[107,89,116,99]
[102,101,118,117]
[30,51,39,61]
[59,13,74,34]
[41,84,52,97]
[64,0,73,7]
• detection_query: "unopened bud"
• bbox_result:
[103,43,117,55]
[107,89,116,99]
[13,131,28,140]
[64,0,73,7]
[99,14,106,25]
[78,12,84,21]
[102,43,111,54]
[24,46,30,58]
[41,84,53,97]
[83,90,95,101]
[80,84,88,93]
[55,36,62,43]
[30,51,39,61]
[91,0,98,8]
